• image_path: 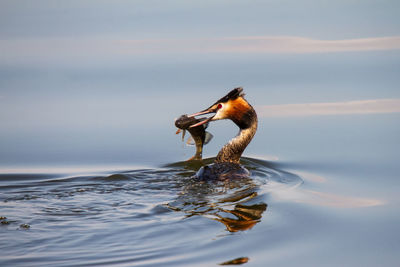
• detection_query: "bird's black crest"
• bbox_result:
[214,87,244,104]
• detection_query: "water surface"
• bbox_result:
[1,145,398,266]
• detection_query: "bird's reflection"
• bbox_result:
[214,203,267,232]
[167,173,267,232]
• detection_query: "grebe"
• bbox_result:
[175,114,213,160]
[187,87,258,180]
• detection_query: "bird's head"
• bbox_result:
[188,87,254,129]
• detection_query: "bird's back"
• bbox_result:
[195,162,250,180]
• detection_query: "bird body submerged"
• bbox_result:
[177,87,257,180]
[195,162,250,181]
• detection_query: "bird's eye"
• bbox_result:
[217,103,223,109]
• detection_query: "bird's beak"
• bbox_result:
[187,106,217,128]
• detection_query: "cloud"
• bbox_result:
[256,99,400,117]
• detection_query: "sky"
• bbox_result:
[0,0,399,166]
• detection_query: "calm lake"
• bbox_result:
[1,107,399,266]
[1,4,400,261]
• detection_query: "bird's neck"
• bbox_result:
[215,108,257,164]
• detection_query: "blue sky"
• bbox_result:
[0,0,399,166]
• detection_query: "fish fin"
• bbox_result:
[186,136,195,146]
[204,132,213,145]
[181,130,186,142]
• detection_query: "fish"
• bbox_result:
[175,114,213,161]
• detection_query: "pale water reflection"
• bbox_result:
[273,171,386,208]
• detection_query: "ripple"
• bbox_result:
[0,157,304,266]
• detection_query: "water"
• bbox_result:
[1,10,400,264]
[1,133,399,267]
[1,89,400,266]
[0,158,298,266]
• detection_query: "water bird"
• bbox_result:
[187,87,258,180]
